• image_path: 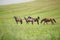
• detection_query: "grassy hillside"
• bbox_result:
[0,0,60,40]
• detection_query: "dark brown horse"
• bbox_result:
[14,16,23,24]
[40,18,56,24]
[24,16,40,25]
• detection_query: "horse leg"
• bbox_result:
[26,21,29,24]
[37,20,39,25]
[31,21,33,25]
[43,21,46,25]
[25,20,28,24]
[37,22,39,25]
[20,21,22,24]
[51,21,54,24]
[46,22,48,24]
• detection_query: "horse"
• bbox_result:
[14,16,23,24]
[24,16,40,25]
[40,18,56,24]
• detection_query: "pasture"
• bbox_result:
[0,0,60,40]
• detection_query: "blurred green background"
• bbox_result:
[0,0,60,40]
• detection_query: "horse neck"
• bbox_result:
[14,17,17,20]
[41,19,44,23]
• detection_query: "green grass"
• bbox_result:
[0,0,60,40]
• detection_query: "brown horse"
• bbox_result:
[40,18,56,24]
[14,16,23,24]
[24,16,40,25]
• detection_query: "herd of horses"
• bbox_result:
[14,16,56,25]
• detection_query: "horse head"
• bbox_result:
[13,16,17,19]
[37,16,40,20]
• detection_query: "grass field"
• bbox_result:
[0,0,60,40]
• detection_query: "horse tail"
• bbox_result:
[53,19,56,23]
